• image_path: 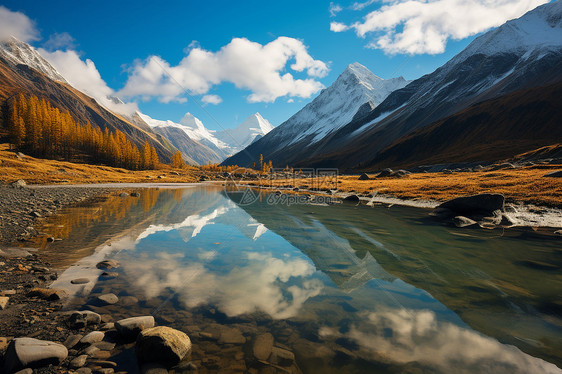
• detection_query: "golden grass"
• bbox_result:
[0,143,200,184]
[262,167,562,207]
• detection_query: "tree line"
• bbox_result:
[8,93,162,170]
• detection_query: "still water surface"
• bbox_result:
[37,186,562,373]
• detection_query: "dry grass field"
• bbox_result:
[261,166,562,207]
[0,143,200,184]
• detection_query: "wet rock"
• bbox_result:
[100,323,115,331]
[96,293,119,305]
[452,216,478,228]
[101,272,118,279]
[11,180,27,189]
[131,192,141,197]
[69,311,102,328]
[343,194,360,202]
[83,345,100,357]
[93,341,115,351]
[136,326,192,367]
[218,327,246,344]
[118,192,129,197]
[436,194,505,217]
[253,333,274,361]
[93,368,114,374]
[27,287,66,301]
[91,350,111,359]
[70,354,89,369]
[268,346,295,367]
[96,260,119,270]
[76,368,93,374]
[358,173,370,180]
[115,316,155,339]
[0,296,9,310]
[120,296,138,306]
[80,331,105,345]
[71,278,90,285]
[3,337,68,373]
[140,362,169,374]
[63,334,83,349]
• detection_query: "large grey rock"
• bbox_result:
[115,316,155,339]
[436,194,505,216]
[253,333,274,361]
[135,326,191,367]
[4,337,68,373]
[377,168,393,178]
[358,173,370,180]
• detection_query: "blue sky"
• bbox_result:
[1,0,547,130]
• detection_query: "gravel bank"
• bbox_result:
[0,182,117,246]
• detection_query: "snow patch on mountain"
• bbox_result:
[0,36,66,82]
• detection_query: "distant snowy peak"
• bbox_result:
[180,112,207,130]
[216,113,274,153]
[455,0,562,61]
[0,36,67,83]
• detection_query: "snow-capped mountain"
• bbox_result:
[216,113,274,154]
[222,62,409,167]
[225,1,562,169]
[0,36,67,83]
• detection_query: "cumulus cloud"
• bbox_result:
[201,94,222,105]
[119,36,329,103]
[330,0,548,55]
[42,32,76,51]
[38,48,138,115]
[0,6,39,42]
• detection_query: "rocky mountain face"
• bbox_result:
[0,37,175,163]
[222,62,409,167]
[224,1,562,170]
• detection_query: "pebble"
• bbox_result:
[96,293,119,305]
[69,311,102,328]
[63,334,83,349]
[0,296,9,310]
[70,354,89,369]
[71,278,90,285]
[115,316,155,339]
[80,331,105,345]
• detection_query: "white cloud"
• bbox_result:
[119,36,329,103]
[42,32,76,51]
[329,2,343,16]
[0,6,39,42]
[38,48,138,115]
[201,94,222,105]
[350,0,379,11]
[331,0,548,55]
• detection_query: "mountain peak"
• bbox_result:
[180,112,206,130]
[342,62,382,82]
[0,36,67,83]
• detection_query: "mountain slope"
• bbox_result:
[284,0,562,170]
[215,113,274,155]
[222,62,408,167]
[362,81,562,170]
[0,38,174,163]
[137,112,227,165]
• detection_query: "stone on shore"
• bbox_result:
[436,194,505,217]
[135,326,192,367]
[69,354,89,369]
[0,296,9,310]
[115,316,155,339]
[253,333,274,361]
[27,288,67,301]
[63,334,83,349]
[71,278,90,285]
[3,337,68,373]
[452,216,478,228]
[80,331,105,345]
